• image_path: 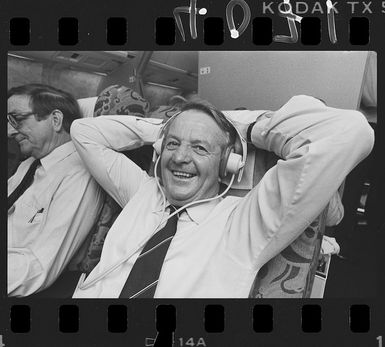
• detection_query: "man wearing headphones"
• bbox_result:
[70,95,374,298]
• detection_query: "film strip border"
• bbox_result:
[7,303,371,333]
[2,301,381,346]
[8,16,370,46]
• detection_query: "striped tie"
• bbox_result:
[119,206,182,298]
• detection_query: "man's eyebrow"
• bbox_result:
[190,139,211,147]
[164,133,180,141]
[8,112,22,117]
[8,108,30,114]
[165,133,213,148]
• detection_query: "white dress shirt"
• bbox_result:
[8,141,104,297]
[70,95,374,298]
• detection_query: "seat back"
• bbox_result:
[71,194,122,274]
[249,208,327,298]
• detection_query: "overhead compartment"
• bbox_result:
[9,51,132,75]
[9,51,198,91]
[143,51,198,91]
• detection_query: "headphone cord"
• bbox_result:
[77,155,236,291]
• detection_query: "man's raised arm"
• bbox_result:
[229,95,374,269]
[70,116,162,207]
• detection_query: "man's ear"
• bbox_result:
[51,109,64,132]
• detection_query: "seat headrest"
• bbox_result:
[94,85,150,118]
[77,97,98,118]
[77,85,150,118]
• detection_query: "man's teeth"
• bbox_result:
[172,171,195,178]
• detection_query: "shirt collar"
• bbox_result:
[39,141,76,172]
[166,198,222,225]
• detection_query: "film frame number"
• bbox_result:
[0,335,4,347]
[377,336,383,347]
[178,337,207,346]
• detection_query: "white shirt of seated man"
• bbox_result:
[8,89,103,297]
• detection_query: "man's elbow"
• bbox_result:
[70,118,88,142]
[347,110,375,158]
[330,109,375,161]
[70,118,99,151]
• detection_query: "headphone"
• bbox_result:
[152,109,247,182]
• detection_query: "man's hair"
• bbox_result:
[163,102,237,149]
[8,84,81,133]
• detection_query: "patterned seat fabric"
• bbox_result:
[249,215,325,298]
[94,84,150,118]
[148,105,181,120]
[75,194,122,274]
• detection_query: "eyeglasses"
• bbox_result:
[7,112,36,129]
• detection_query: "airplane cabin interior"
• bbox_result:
[7,50,381,298]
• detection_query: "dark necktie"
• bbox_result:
[119,206,182,298]
[8,159,40,209]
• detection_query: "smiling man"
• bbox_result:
[160,107,235,205]
[70,97,374,298]
[7,84,103,297]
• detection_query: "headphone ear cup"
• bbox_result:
[220,146,243,178]
[226,152,243,175]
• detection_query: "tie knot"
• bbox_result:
[32,159,41,169]
[169,205,185,217]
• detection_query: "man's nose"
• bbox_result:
[172,144,192,163]
[8,123,18,137]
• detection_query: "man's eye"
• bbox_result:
[165,141,179,149]
[12,116,26,124]
[193,145,207,153]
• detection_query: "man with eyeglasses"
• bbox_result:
[7,84,103,297]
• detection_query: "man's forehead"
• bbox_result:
[166,110,228,145]
[168,110,221,132]
[8,94,32,111]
